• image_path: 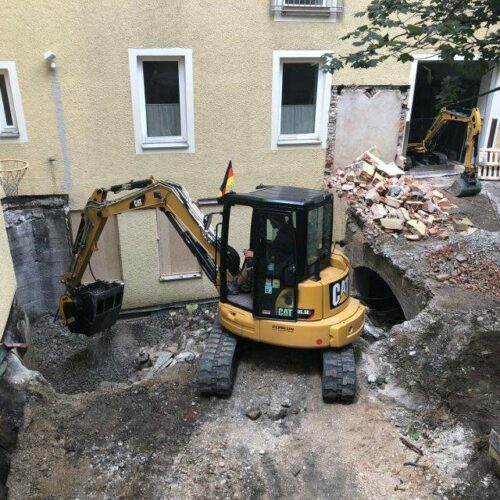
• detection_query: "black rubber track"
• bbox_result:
[321,346,356,403]
[197,321,238,397]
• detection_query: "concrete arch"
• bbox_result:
[345,237,429,320]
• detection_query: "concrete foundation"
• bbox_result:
[325,85,409,175]
[2,196,71,320]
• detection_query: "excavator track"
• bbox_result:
[321,346,356,403]
[198,321,238,397]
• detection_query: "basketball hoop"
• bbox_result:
[0,159,28,197]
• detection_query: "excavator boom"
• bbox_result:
[60,177,238,334]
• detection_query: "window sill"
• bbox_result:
[0,130,20,139]
[142,141,189,150]
[277,137,322,146]
[159,272,202,282]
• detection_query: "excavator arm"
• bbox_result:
[59,177,239,334]
[408,108,472,155]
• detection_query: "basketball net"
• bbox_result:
[0,160,28,197]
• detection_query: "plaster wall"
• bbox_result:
[0,204,17,338]
[327,87,407,171]
[0,1,412,308]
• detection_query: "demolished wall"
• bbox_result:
[325,85,408,175]
[2,196,72,320]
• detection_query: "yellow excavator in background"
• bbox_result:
[59,178,365,401]
[407,107,482,197]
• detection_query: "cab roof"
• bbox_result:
[222,185,331,210]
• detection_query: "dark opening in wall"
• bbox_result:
[353,267,405,328]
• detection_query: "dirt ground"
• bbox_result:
[4,179,500,500]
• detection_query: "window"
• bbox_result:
[306,201,332,275]
[0,62,27,142]
[271,51,332,149]
[271,0,343,22]
[129,49,195,153]
[156,210,201,281]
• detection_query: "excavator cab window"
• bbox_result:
[252,210,297,320]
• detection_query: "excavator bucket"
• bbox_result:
[450,174,482,198]
[61,280,124,335]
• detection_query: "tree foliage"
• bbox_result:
[325,0,500,72]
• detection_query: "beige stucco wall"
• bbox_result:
[1,1,412,308]
[0,203,16,337]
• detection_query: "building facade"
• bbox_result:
[1,1,497,311]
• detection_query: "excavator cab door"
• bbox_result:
[251,210,297,321]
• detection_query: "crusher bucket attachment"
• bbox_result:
[59,280,124,335]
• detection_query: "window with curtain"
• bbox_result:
[280,63,319,135]
[143,61,181,138]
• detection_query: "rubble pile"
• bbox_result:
[326,147,474,241]
[428,242,500,298]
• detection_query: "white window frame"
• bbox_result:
[129,48,195,154]
[271,50,332,149]
[0,61,27,143]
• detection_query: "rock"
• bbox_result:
[409,350,417,357]
[345,171,356,182]
[364,189,380,205]
[364,323,384,340]
[245,407,262,421]
[455,254,467,263]
[385,195,402,208]
[436,273,450,282]
[367,374,377,384]
[281,399,292,408]
[376,162,404,177]
[175,351,196,363]
[269,405,288,421]
[453,217,474,231]
[371,204,388,220]
[422,200,437,213]
[406,219,426,236]
[387,185,402,198]
[404,233,420,241]
[341,182,355,191]
[360,161,376,180]
[376,375,387,386]
[136,349,152,369]
[153,351,174,371]
[185,303,199,315]
[400,207,411,221]
[381,218,404,231]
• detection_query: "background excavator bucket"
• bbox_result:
[450,174,482,198]
[61,280,124,335]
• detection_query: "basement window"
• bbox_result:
[0,62,27,142]
[129,49,195,153]
[272,51,331,149]
[156,210,201,281]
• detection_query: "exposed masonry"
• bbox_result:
[325,85,409,177]
[2,196,72,320]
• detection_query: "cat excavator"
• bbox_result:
[59,177,365,401]
[407,107,482,197]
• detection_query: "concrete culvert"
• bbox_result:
[353,267,405,327]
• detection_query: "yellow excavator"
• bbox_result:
[407,107,482,197]
[59,178,365,401]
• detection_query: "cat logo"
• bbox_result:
[129,195,145,209]
[330,275,349,308]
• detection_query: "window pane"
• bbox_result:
[281,63,318,134]
[0,74,14,126]
[143,61,181,137]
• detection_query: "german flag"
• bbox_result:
[217,161,235,199]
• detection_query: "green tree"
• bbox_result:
[325,0,500,72]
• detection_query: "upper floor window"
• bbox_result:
[129,49,195,153]
[271,0,343,22]
[0,61,27,142]
[271,51,332,149]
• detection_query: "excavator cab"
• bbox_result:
[220,186,332,321]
